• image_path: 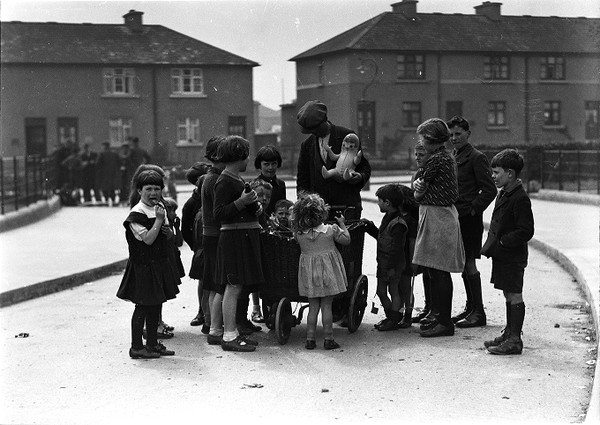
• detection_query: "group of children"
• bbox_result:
[117,122,534,358]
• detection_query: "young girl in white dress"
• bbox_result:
[292,193,350,350]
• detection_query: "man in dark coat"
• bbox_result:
[296,100,371,219]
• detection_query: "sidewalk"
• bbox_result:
[0,176,598,422]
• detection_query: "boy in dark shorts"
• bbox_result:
[480,149,534,355]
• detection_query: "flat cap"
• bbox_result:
[297,100,327,134]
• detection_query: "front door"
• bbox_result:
[25,118,47,156]
[357,100,376,156]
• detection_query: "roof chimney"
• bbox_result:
[123,10,144,33]
[391,1,418,18]
[474,2,502,21]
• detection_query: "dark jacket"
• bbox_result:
[481,183,534,263]
[181,187,202,250]
[454,144,497,217]
[296,123,371,213]
[365,212,407,278]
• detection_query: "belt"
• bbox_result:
[220,222,261,231]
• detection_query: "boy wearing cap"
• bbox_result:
[296,100,371,220]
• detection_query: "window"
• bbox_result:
[484,56,509,80]
[228,116,247,138]
[177,118,200,143]
[402,102,421,128]
[487,102,506,126]
[109,118,132,145]
[540,56,565,80]
[103,68,135,95]
[172,68,204,95]
[585,101,600,140]
[446,101,463,119]
[543,101,561,125]
[397,55,425,79]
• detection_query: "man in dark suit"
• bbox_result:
[296,100,371,220]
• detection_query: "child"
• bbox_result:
[269,198,293,232]
[481,149,534,355]
[164,197,185,278]
[213,135,265,352]
[412,118,465,338]
[199,136,228,345]
[398,184,420,328]
[254,144,287,217]
[363,184,409,331]
[292,193,350,350]
[410,140,432,324]
[181,161,211,327]
[116,169,180,359]
[247,178,274,324]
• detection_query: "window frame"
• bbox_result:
[397,54,425,80]
[171,68,205,96]
[543,101,562,126]
[540,56,565,80]
[176,117,201,144]
[484,56,510,80]
[487,101,506,127]
[402,102,422,128]
[109,117,133,146]
[103,68,136,96]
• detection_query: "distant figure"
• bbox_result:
[95,142,120,206]
[119,143,135,205]
[80,143,100,203]
[130,137,151,169]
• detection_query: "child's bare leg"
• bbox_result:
[376,279,393,312]
[321,296,334,340]
[190,279,205,326]
[222,284,243,337]
[306,298,320,341]
[201,289,211,328]
[399,275,413,327]
[209,291,223,336]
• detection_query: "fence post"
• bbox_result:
[13,156,19,211]
[576,150,581,193]
[24,155,29,205]
[540,149,545,189]
[0,159,4,215]
[558,149,563,191]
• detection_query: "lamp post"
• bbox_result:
[356,58,378,158]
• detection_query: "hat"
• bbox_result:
[297,100,327,134]
[186,162,210,185]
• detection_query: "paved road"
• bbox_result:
[0,189,596,424]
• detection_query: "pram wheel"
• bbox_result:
[348,274,368,333]
[275,297,294,345]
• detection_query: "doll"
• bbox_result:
[321,133,363,181]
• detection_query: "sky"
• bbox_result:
[2,0,600,111]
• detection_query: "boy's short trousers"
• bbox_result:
[459,213,484,260]
[491,260,527,293]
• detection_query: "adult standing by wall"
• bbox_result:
[130,137,151,169]
[118,142,135,206]
[96,142,120,206]
[295,100,371,220]
[80,143,99,203]
[447,116,497,328]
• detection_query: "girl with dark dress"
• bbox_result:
[213,136,265,352]
[253,144,287,217]
[117,169,180,359]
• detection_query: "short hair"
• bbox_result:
[135,170,164,190]
[416,118,450,145]
[205,135,225,162]
[254,144,282,169]
[250,179,273,192]
[274,199,293,211]
[186,162,211,185]
[129,164,166,207]
[213,135,249,163]
[292,193,329,233]
[446,116,470,131]
[491,149,524,176]
[375,184,405,208]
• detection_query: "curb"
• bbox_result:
[0,196,61,233]
[0,259,127,308]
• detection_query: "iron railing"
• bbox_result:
[539,150,600,194]
[0,155,56,215]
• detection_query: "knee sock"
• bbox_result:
[145,304,161,347]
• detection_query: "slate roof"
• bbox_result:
[1,21,259,66]
[291,12,600,60]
